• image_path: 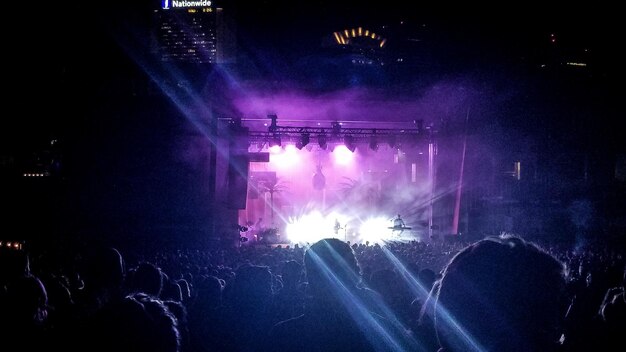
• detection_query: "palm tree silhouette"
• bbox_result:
[340,176,381,211]
[259,177,290,226]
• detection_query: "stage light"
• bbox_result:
[268,134,281,148]
[267,114,278,132]
[269,145,282,154]
[359,217,394,243]
[286,211,326,243]
[344,135,356,153]
[271,145,299,168]
[286,211,349,243]
[387,135,397,149]
[318,134,328,150]
[334,145,354,165]
[369,135,378,151]
[296,133,310,150]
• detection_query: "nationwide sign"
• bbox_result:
[162,0,212,9]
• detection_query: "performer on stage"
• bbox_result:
[393,214,406,229]
[388,214,411,237]
[334,219,341,235]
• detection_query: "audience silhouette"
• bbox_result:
[430,235,569,352]
[1,233,623,352]
[267,238,415,352]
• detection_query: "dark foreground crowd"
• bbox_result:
[1,235,625,351]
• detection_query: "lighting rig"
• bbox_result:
[232,115,432,151]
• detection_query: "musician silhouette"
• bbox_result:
[389,214,410,236]
[393,214,406,228]
[334,219,341,235]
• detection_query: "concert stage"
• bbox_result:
[220,117,441,245]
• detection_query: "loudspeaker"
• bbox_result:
[227,154,249,209]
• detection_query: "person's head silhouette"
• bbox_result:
[433,235,568,352]
[304,238,360,300]
[269,238,416,351]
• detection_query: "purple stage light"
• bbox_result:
[270,145,299,169]
[334,145,354,165]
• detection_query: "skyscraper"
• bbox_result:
[155,0,234,64]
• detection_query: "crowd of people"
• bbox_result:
[1,234,624,351]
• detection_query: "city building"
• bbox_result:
[154,0,235,64]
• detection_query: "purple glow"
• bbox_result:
[270,145,300,169]
[245,141,430,243]
[334,145,354,165]
[269,145,282,154]
[286,211,348,243]
[230,84,473,126]
[359,217,393,243]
